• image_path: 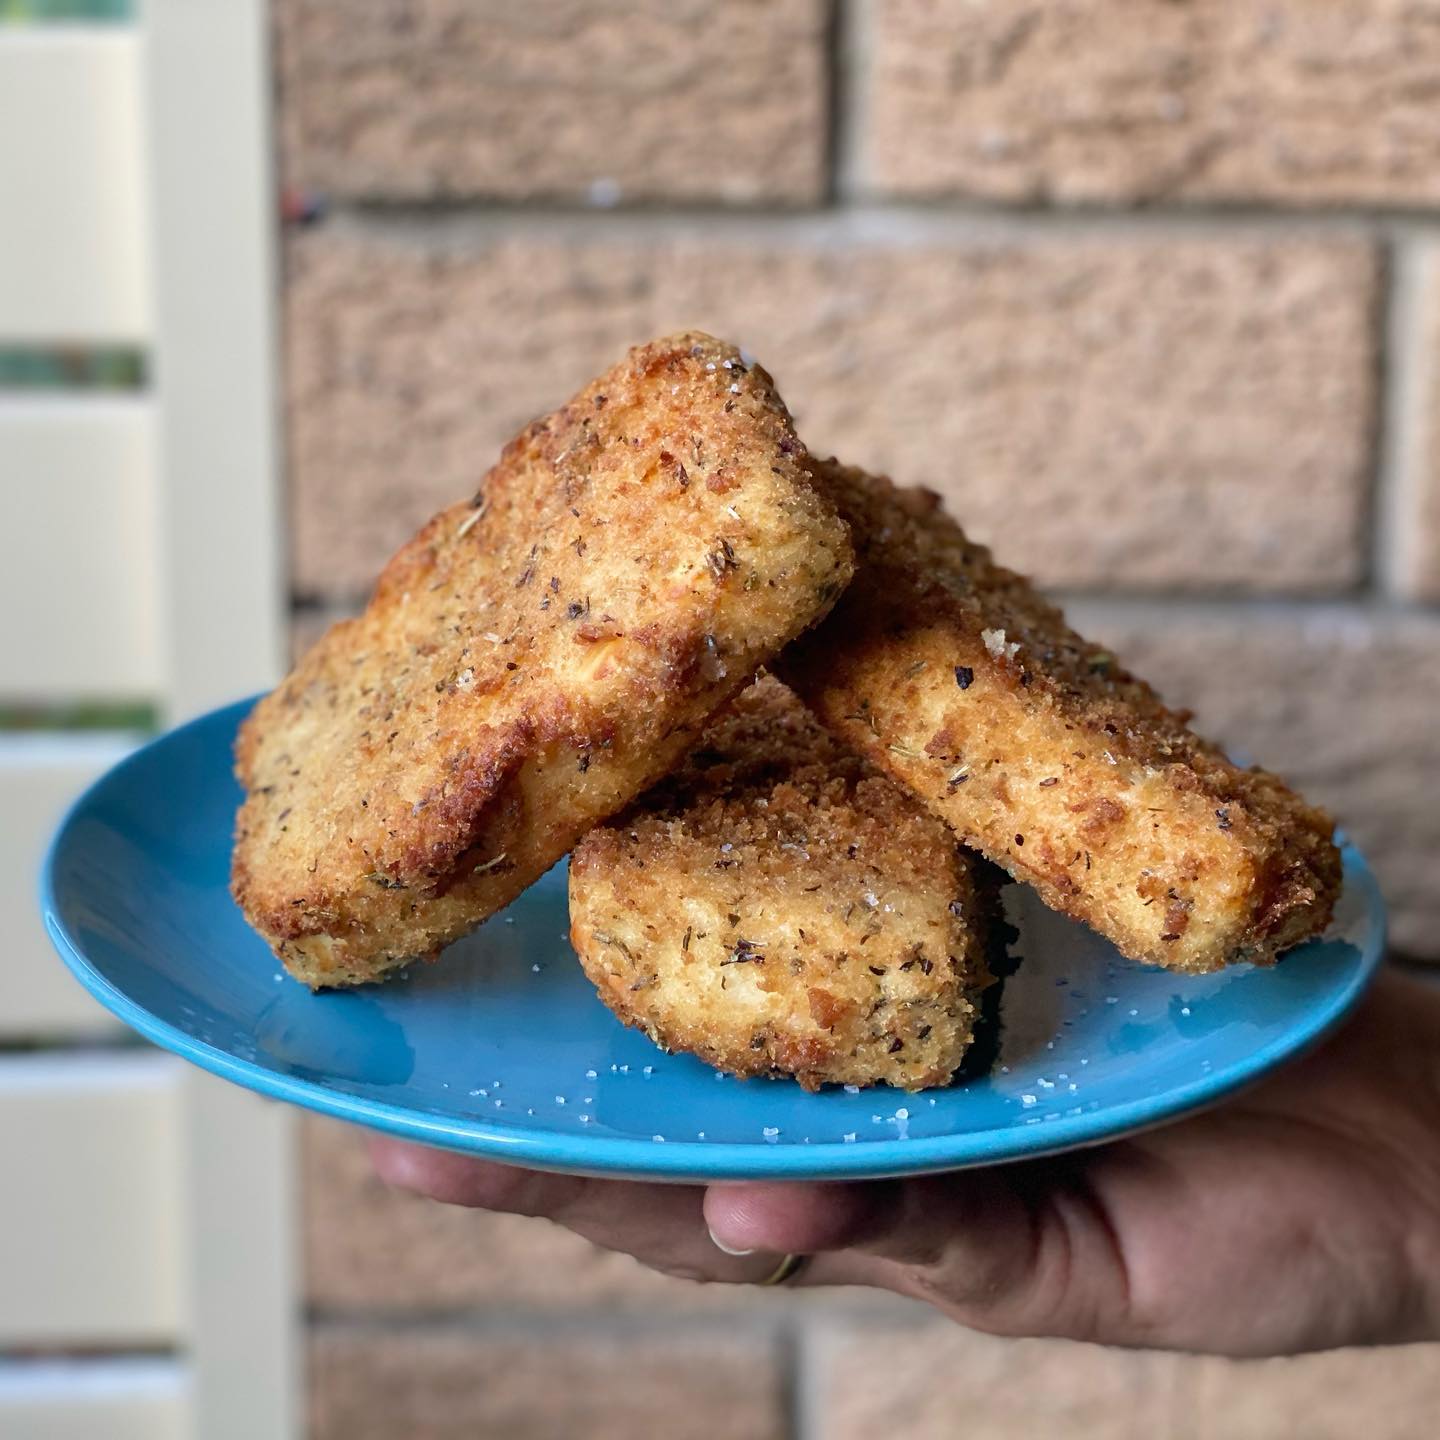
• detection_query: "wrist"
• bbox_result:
[1414,1235,1440,1344]
[1393,973,1440,1341]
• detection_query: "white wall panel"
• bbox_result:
[0,398,160,698]
[0,30,149,343]
[1,8,297,1435]
[0,737,132,1037]
[0,1054,183,1347]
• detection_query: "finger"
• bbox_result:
[696,1175,1013,1301]
[866,1164,1136,1342]
[369,1136,589,1211]
[370,1137,1120,1325]
[702,1173,1023,1274]
[369,1136,803,1286]
[703,1181,896,1257]
[706,1164,1132,1341]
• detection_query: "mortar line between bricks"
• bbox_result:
[1165,1348,1204,1440]
[1373,234,1430,596]
[789,1317,821,1440]
[291,595,361,619]
[790,1309,940,1440]
[1055,592,1440,622]
[1392,953,1440,975]
[1360,235,1392,594]
[313,197,1440,245]
[293,591,1440,629]
[775,1317,804,1440]
[827,0,868,205]
[306,1306,797,1341]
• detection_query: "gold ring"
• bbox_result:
[756,1252,809,1287]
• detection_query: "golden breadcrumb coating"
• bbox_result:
[232,334,853,987]
[568,677,993,1091]
[779,462,1340,975]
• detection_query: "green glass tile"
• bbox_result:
[0,700,157,733]
[0,347,146,390]
[0,1,133,20]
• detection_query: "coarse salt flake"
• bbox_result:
[981,627,1021,661]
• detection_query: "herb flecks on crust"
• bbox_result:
[779,462,1339,975]
[570,678,994,1091]
[232,334,853,987]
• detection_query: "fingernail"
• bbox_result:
[708,1226,753,1257]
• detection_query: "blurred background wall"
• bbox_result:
[2,3,295,1436]
[276,3,1440,1437]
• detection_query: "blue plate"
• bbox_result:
[43,697,1386,1182]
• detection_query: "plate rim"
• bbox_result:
[40,697,1389,1182]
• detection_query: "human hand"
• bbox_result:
[370,969,1440,1356]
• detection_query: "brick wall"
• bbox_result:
[275,3,1440,1435]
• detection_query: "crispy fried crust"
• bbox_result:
[778,462,1340,974]
[568,677,992,1091]
[232,334,853,986]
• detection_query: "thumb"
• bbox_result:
[706,1164,1133,1343]
[703,1180,896,1258]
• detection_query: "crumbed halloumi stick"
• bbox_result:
[570,678,994,1090]
[232,335,853,986]
[779,462,1339,974]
